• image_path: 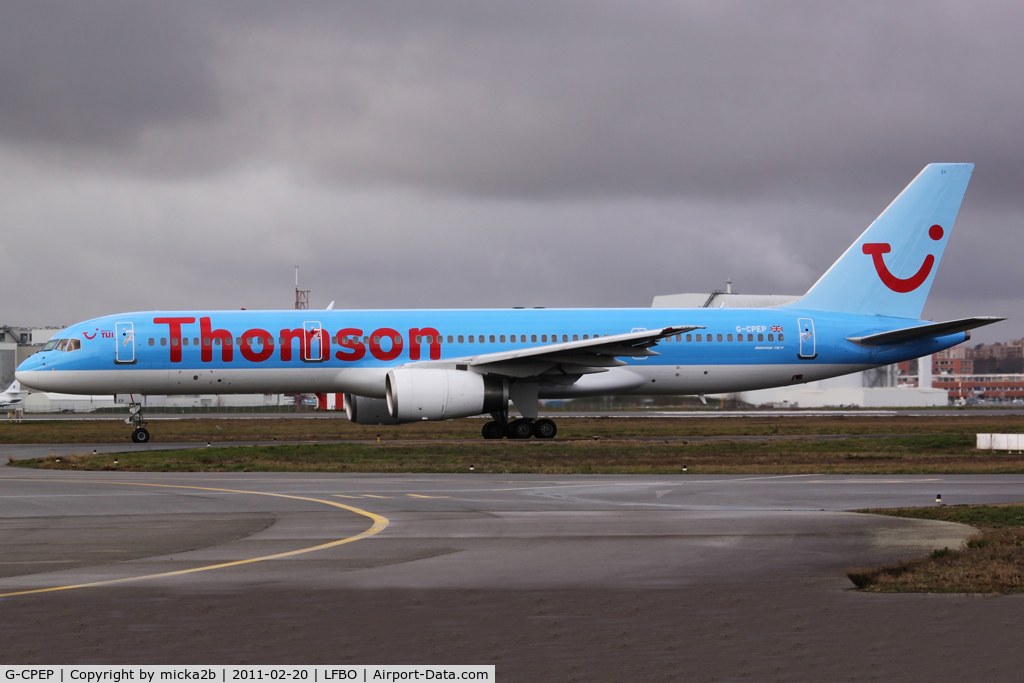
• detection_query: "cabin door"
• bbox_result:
[303,321,326,362]
[114,322,136,364]
[797,318,817,360]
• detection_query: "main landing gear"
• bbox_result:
[126,400,150,443]
[481,411,557,440]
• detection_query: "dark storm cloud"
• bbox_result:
[0,2,219,149]
[5,2,1024,200]
[0,1,1021,342]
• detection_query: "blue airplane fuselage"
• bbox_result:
[15,306,964,398]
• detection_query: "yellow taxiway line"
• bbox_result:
[0,479,389,599]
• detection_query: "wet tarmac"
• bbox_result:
[1,468,1023,680]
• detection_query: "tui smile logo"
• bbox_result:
[862,224,944,293]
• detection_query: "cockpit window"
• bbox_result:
[42,340,59,351]
[55,339,69,351]
[66,339,81,352]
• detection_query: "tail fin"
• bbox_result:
[792,163,974,319]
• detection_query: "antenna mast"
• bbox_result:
[294,266,310,310]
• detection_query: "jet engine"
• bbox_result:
[386,369,507,421]
[344,394,408,425]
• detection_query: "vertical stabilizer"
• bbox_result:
[792,163,973,319]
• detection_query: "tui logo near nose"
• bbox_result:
[862,224,944,293]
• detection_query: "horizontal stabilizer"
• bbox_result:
[846,317,1004,347]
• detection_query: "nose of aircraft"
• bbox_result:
[15,351,48,389]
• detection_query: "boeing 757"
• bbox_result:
[16,164,1002,442]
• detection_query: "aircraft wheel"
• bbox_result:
[131,428,150,444]
[482,421,506,439]
[507,419,534,439]
[532,419,557,439]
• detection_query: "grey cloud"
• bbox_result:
[0,2,1021,344]
[5,2,1024,201]
[0,2,219,149]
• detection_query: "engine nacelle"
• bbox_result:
[386,369,507,421]
[344,394,409,425]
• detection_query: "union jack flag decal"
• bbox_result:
[771,325,783,332]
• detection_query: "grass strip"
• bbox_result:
[4,414,1024,444]
[848,503,1024,593]
[12,433,1024,474]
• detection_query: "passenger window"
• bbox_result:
[778,333,784,341]
[458,335,464,343]
[686,334,692,342]
[531,335,537,343]
[727,334,733,341]
[214,338,220,346]
[717,334,723,342]
[447,335,452,344]
[500,335,506,343]
[695,334,702,341]
[572,334,578,341]
[541,335,547,342]
[182,338,189,346]
[204,338,211,346]
[148,338,154,346]
[468,336,474,343]
[67,339,81,352]
[161,338,167,346]
[562,334,568,342]
[171,338,179,346]
[757,334,763,341]
[489,335,495,343]
[42,339,59,351]
[768,334,773,341]
[583,334,589,340]
[675,335,681,342]
[707,335,712,343]
[363,336,369,343]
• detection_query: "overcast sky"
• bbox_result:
[2,1,1021,343]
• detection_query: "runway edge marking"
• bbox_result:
[0,479,389,599]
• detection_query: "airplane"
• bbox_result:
[0,380,27,410]
[16,163,1003,443]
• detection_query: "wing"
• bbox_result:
[407,325,703,380]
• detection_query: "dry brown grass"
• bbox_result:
[848,504,1024,593]
[2,412,1024,444]
[10,431,1024,475]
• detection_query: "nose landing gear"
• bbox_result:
[126,400,150,443]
